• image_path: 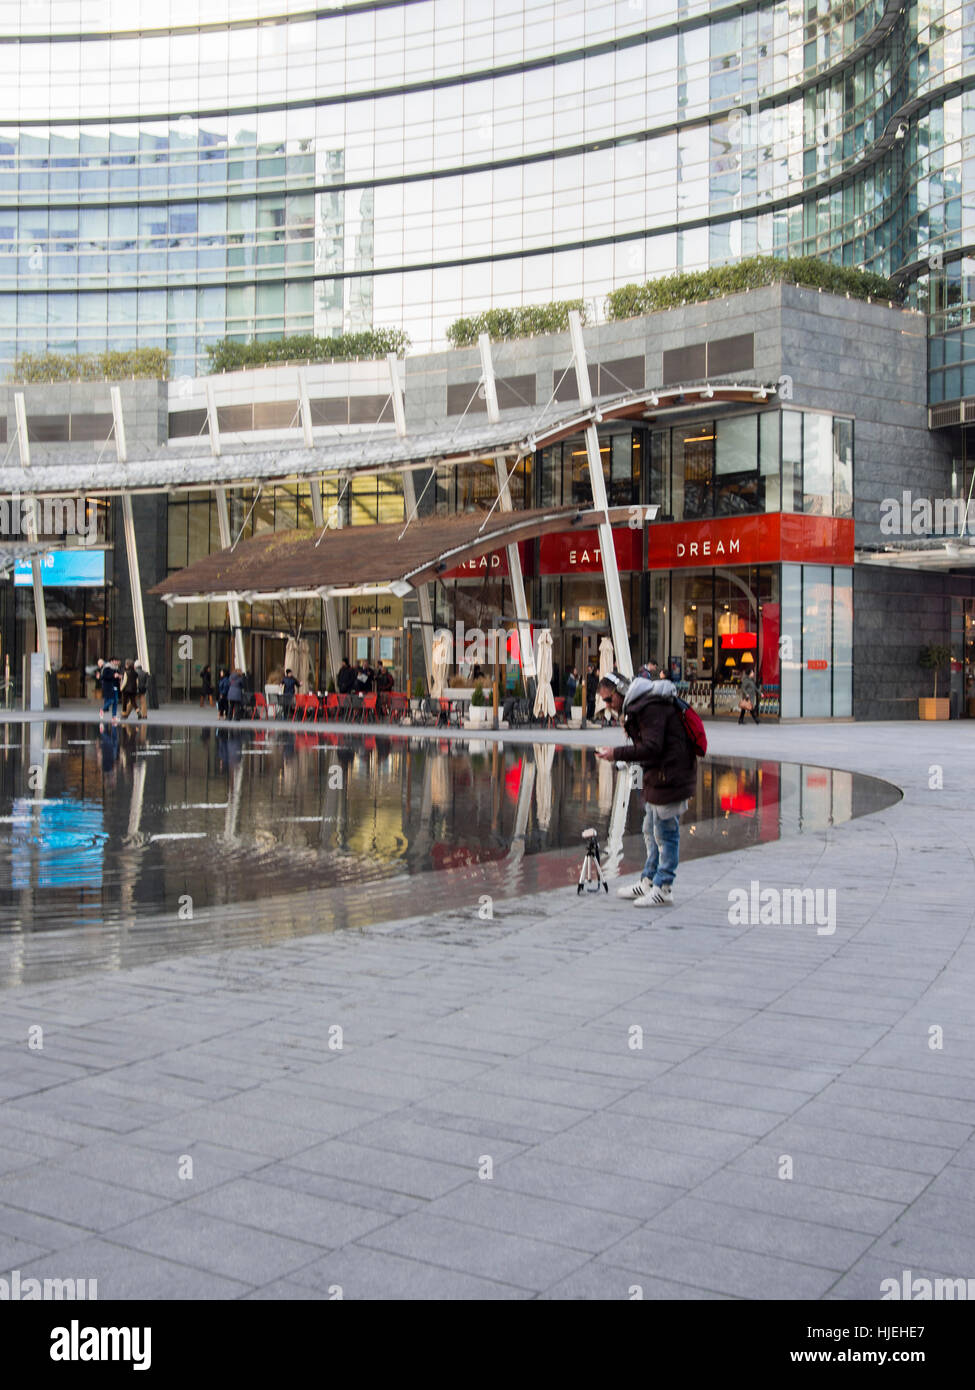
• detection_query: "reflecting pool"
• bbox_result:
[0,722,901,986]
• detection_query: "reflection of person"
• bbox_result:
[596,666,698,908]
[738,672,760,725]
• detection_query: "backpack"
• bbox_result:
[673,694,707,758]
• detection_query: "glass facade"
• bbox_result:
[0,2,971,383]
[651,409,854,522]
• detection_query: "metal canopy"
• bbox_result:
[151,504,642,605]
[0,384,775,498]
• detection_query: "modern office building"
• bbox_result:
[1,2,974,719]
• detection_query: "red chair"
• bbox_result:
[252,692,269,720]
[359,693,378,723]
[324,693,340,722]
[302,694,320,723]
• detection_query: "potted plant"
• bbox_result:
[411,678,425,714]
[468,682,485,727]
[570,683,583,723]
[918,643,952,720]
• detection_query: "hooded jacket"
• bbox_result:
[614,677,698,805]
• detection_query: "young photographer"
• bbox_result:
[595,664,699,907]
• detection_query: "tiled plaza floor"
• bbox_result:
[0,712,972,1299]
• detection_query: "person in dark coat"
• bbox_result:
[200,665,214,708]
[120,659,138,720]
[354,660,374,695]
[217,668,230,719]
[596,667,698,908]
[227,669,245,721]
[337,658,356,695]
[100,658,120,723]
[135,663,149,720]
[585,663,598,720]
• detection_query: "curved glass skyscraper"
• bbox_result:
[1,1,973,395]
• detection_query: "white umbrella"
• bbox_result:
[532,629,556,721]
[532,742,555,830]
[430,630,451,700]
[594,635,615,717]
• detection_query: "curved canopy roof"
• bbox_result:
[152,504,643,603]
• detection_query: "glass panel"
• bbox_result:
[832,417,853,518]
[760,410,781,511]
[780,563,802,718]
[832,567,853,717]
[801,565,832,718]
[781,410,802,513]
[650,429,671,517]
[672,421,713,519]
[715,413,758,515]
[802,413,833,516]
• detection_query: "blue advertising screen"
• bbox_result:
[14,550,106,587]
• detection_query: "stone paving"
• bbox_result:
[0,712,973,1300]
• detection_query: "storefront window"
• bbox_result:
[780,563,802,717]
[801,564,833,716]
[781,411,802,513]
[833,568,853,716]
[760,411,780,511]
[715,413,758,515]
[803,414,833,516]
[833,417,853,518]
[672,421,714,519]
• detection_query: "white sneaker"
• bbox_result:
[617,877,653,901]
[634,882,674,908]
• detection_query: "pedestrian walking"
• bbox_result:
[100,658,120,723]
[217,668,230,719]
[119,659,138,720]
[585,662,597,720]
[738,671,761,724]
[200,665,214,708]
[281,668,298,719]
[597,663,700,908]
[134,663,149,719]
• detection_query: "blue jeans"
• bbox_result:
[641,805,682,887]
[102,689,118,717]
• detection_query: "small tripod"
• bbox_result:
[577,828,609,894]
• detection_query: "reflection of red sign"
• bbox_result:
[539,528,641,574]
[720,794,756,815]
[721,632,757,650]
[806,659,828,670]
[649,514,854,569]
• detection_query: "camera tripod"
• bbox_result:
[577,828,609,893]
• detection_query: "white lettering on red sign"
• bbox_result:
[675,537,741,560]
[568,548,601,566]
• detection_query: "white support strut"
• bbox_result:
[215,488,247,674]
[567,311,633,679]
[112,388,150,674]
[15,393,51,688]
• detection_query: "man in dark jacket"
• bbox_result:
[595,667,698,907]
[585,663,598,720]
[337,658,356,695]
[354,659,374,695]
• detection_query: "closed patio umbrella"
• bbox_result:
[532,629,556,722]
[594,635,615,717]
[430,630,451,700]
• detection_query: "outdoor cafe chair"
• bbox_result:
[388,693,408,722]
[252,692,270,720]
[359,693,378,723]
[301,693,320,723]
[323,693,340,722]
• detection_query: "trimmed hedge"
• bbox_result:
[205,329,410,373]
[605,256,902,320]
[11,347,172,382]
[446,299,588,348]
